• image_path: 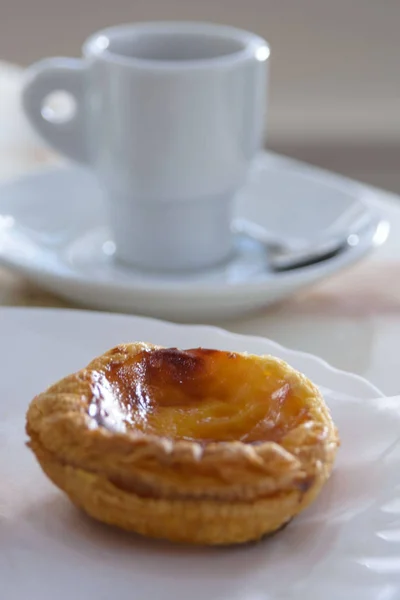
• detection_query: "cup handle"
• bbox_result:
[22,58,89,164]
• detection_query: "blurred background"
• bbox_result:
[1,0,399,192]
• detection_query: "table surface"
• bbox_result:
[1,63,400,396]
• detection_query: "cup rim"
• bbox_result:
[83,21,270,70]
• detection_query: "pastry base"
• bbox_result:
[29,435,332,546]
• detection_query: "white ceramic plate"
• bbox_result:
[1,308,399,600]
[0,152,388,321]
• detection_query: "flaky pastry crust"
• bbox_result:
[26,343,339,545]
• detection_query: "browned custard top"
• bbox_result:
[88,347,310,443]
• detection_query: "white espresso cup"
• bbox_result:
[22,22,269,271]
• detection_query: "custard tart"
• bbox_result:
[26,343,339,545]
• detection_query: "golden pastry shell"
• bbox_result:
[26,343,339,544]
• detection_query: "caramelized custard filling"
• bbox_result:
[88,348,310,443]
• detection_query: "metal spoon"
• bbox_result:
[233,216,389,272]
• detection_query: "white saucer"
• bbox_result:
[0,152,388,320]
[2,308,400,600]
